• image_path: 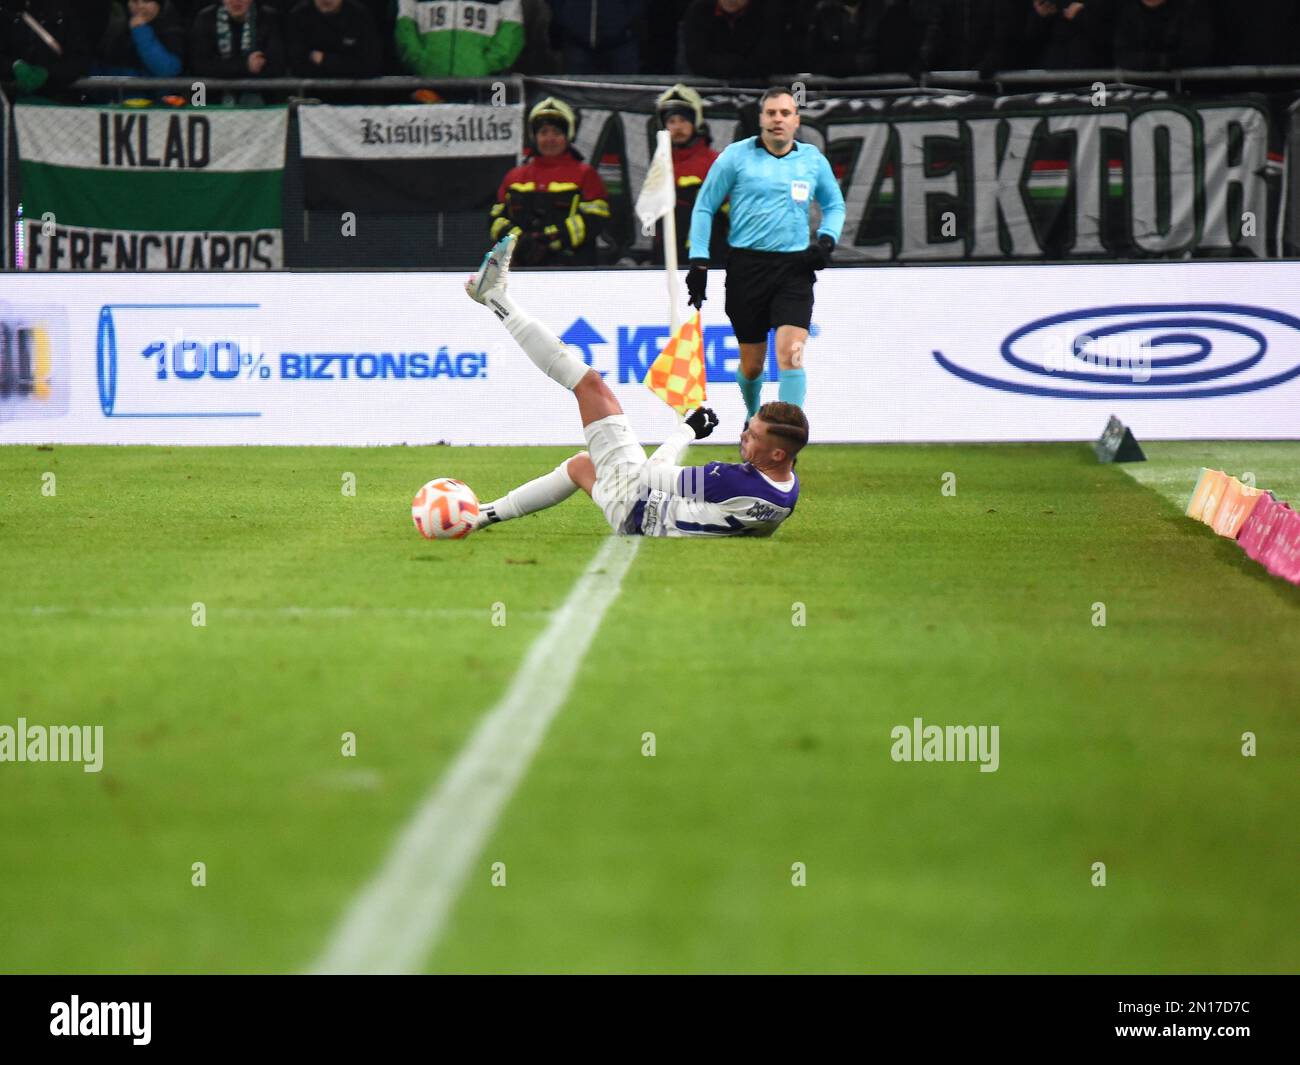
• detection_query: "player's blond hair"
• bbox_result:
[757,402,808,455]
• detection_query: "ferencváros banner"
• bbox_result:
[2,263,1299,445]
[529,81,1284,261]
[15,103,287,271]
[298,102,524,213]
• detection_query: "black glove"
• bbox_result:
[685,261,708,309]
[800,234,832,270]
[685,406,719,440]
[803,234,835,270]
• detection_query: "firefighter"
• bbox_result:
[651,83,728,266]
[489,96,611,267]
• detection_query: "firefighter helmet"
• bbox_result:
[528,97,577,141]
[655,84,705,130]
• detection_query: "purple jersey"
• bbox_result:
[624,461,799,538]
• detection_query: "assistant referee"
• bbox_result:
[685,86,846,419]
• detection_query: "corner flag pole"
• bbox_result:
[638,128,702,421]
[655,129,682,334]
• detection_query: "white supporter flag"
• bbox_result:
[635,132,676,236]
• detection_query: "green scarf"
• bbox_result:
[216,3,257,60]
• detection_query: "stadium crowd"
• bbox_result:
[2,0,1298,94]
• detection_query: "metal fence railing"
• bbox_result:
[44,64,1300,97]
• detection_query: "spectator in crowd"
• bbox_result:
[155,0,203,19]
[515,0,560,73]
[651,83,728,265]
[93,0,185,76]
[286,0,381,76]
[1021,0,1112,69]
[548,0,641,74]
[921,0,1020,74]
[394,0,522,76]
[190,0,287,78]
[802,0,874,76]
[802,0,928,76]
[0,0,93,93]
[682,0,783,78]
[489,96,611,267]
[79,0,116,53]
[1112,0,1212,70]
[304,0,393,71]
[643,0,689,74]
[1221,0,1300,66]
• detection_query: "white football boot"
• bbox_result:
[466,233,516,304]
[470,502,502,532]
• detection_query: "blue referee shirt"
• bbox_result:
[688,136,846,258]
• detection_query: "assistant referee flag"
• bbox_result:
[644,313,707,415]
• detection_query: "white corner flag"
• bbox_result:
[635,129,683,332]
[635,129,676,237]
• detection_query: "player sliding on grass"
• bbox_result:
[465,233,806,537]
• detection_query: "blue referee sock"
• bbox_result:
[737,369,763,419]
[778,368,806,408]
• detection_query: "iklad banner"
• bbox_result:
[16,103,288,271]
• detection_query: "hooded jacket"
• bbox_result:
[394,0,523,76]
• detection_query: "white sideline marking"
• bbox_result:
[308,535,641,975]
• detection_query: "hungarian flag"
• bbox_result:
[643,313,706,415]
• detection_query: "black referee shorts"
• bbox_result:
[723,247,815,344]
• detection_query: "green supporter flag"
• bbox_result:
[16,103,288,271]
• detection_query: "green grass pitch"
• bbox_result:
[0,440,1296,974]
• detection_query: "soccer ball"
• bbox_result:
[411,478,479,540]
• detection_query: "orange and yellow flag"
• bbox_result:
[643,312,707,415]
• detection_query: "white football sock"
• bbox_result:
[487,461,580,523]
[486,290,591,391]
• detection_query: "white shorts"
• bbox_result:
[584,414,647,533]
